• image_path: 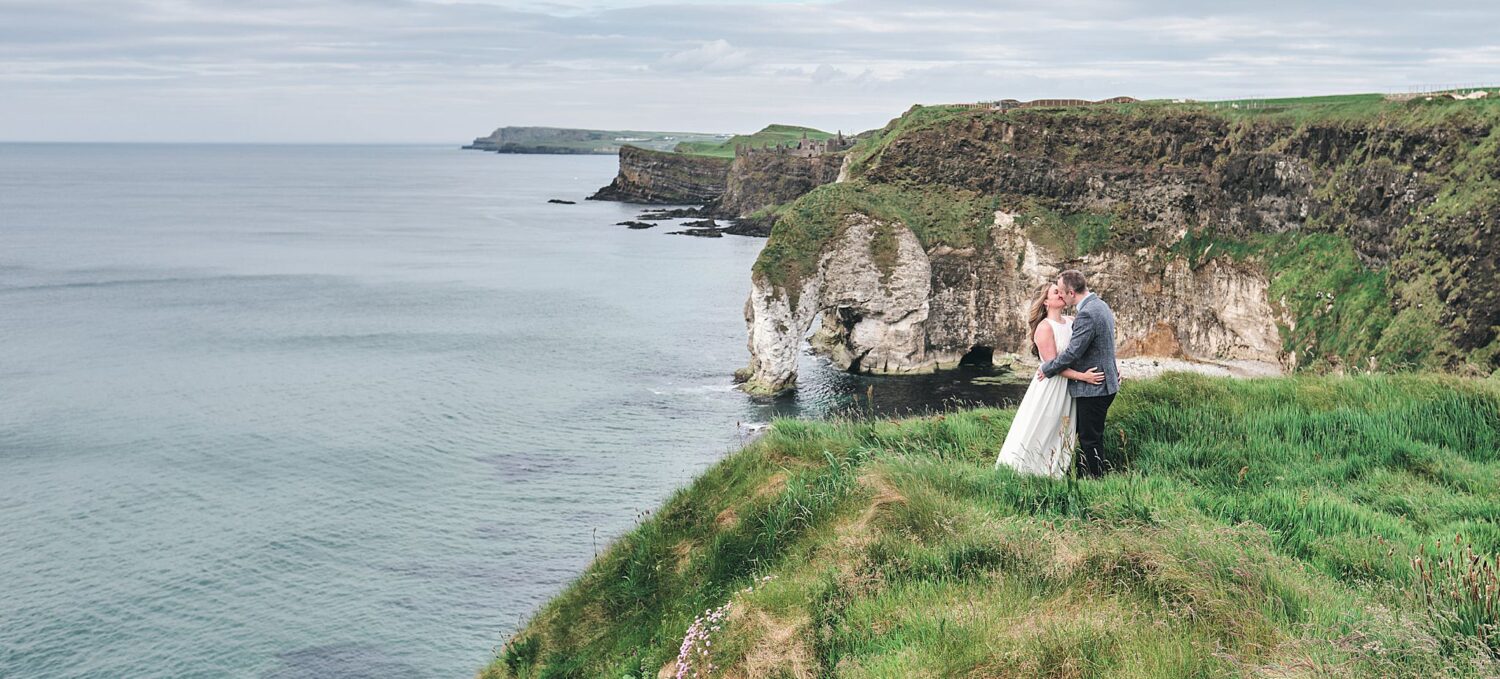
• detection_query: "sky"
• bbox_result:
[3,0,1499,143]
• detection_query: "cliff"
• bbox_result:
[588,145,733,204]
[481,373,1500,678]
[739,96,1500,395]
[590,125,852,223]
[717,150,848,232]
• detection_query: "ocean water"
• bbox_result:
[0,144,1022,678]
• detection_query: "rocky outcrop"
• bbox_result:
[588,146,731,204]
[739,209,1281,395]
[739,102,1500,394]
[592,146,846,227]
[738,214,933,393]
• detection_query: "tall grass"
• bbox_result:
[483,374,1500,678]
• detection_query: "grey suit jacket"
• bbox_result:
[1040,293,1120,398]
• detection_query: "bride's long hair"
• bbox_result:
[1025,282,1052,358]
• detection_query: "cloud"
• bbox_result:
[657,39,753,73]
[1,0,1498,141]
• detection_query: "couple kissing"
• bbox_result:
[995,269,1120,479]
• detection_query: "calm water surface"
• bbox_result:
[0,144,1022,678]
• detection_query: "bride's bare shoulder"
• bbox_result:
[1034,320,1055,341]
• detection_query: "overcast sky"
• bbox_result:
[3,0,1498,143]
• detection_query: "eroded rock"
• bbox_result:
[740,209,1283,396]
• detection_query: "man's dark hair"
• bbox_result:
[1058,269,1088,294]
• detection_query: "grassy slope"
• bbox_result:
[675,124,836,158]
[1188,91,1500,123]
[484,374,1500,678]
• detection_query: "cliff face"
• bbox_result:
[739,207,1281,394]
[588,145,732,204]
[718,151,847,220]
[740,101,1500,394]
[591,144,846,221]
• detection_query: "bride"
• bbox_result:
[995,282,1105,478]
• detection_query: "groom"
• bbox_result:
[1036,270,1120,477]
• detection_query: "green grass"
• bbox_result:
[674,124,837,158]
[482,374,1500,678]
[842,104,973,177]
[1018,200,1128,258]
[1155,89,1500,124]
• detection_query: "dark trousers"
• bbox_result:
[1075,393,1115,477]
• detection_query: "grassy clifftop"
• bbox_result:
[675,124,836,158]
[483,374,1500,678]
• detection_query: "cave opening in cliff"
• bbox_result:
[959,345,994,366]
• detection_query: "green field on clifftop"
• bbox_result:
[484,374,1500,679]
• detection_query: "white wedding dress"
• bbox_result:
[995,318,1077,478]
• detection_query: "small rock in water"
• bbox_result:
[722,219,772,238]
[637,207,709,221]
[617,221,655,229]
[547,198,577,204]
[667,228,725,238]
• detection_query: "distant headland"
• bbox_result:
[461,126,729,155]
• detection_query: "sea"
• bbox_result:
[0,144,1023,678]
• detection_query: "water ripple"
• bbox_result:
[0,146,1026,679]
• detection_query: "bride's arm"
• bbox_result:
[1035,322,1056,362]
[1035,324,1101,383]
[1062,367,1103,383]
[1036,323,1104,383]
[1040,308,1095,378]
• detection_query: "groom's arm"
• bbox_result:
[1040,308,1096,378]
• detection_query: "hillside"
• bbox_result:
[481,373,1500,678]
